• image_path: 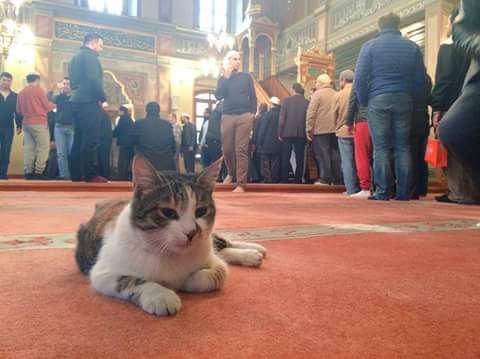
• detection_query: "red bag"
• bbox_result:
[424,138,448,168]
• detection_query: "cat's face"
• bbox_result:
[130,156,221,255]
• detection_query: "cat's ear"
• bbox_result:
[197,157,223,192]
[132,155,160,190]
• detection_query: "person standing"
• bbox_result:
[257,97,282,183]
[198,108,211,168]
[438,0,480,204]
[279,83,309,184]
[355,13,426,200]
[431,7,474,204]
[215,50,257,193]
[169,112,182,171]
[0,72,23,180]
[69,32,108,183]
[204,102,223,166]
[16,73,56,180]
[306,74,342,185]
[180,113,196,174]
[98,104,113,180]
[113,105,134,180]
[51,77,75,180]
[333,70,359,195]
[131,102,176,172]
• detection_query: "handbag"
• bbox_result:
[424,138,448,168]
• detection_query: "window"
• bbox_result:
[85,0,138,16]
[197,0,228,33]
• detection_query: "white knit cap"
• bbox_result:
[270,96,280,106]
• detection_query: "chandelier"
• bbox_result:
[0,0,30,59]
[207,31,235,54]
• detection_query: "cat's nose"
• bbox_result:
[186,230,197,242]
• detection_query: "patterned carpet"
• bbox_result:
[0,191,479,358]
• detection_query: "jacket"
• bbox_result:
[181,122,197,152]
[131,116,176,172]
[69,47,107,103]
[279,94,309,138]
[431,40,471,113]
[0,91,22,129]
[306,84,337,136]
[453,0,480,60]
[206,105,222,143]
[354,29,426,106]
[16,84,55,126]
[333,83,353,138]
[257,106,282,155]
[53,93,74,126]
[113,114,134,147]
[215,71,257,115]
[345,86,368,127]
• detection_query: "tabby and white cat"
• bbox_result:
[75,156,266,316]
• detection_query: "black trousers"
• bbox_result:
[281,137,306,183]
[261,153,281,183]
[410,134,429,198]
[118,146,134,180]
[183,150,195,174]
[312,133,343,184]
[70,103,102,181]
[98,140,111,179]
[439,60,480,190]
[0,127,13,178]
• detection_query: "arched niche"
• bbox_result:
[254,35,272,80]
[241,37,250,73]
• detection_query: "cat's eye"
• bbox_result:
[195,207,209,218]
[160,208,179,220]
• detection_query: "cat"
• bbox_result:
[75,155,266,316]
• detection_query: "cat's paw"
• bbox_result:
[139,283,182,316]
[182,263,228,293]
[240,249,264,267]
[249,243,267,258]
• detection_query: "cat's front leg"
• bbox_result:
[181,257,228,293]
[91,269,181,316]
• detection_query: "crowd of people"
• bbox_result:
[0,4,478,203]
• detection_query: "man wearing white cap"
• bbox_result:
[306,74,342,185]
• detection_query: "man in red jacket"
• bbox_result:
[16,73,55,180]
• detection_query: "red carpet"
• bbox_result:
[0,192,479,358]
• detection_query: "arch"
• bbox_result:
[103,70,135,118]
[254,34,272,80]
[241,37,250,73]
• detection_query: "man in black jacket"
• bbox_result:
[180,114,196,174]
[69,32,108,183]
[439,0,480,204]
[131,102,176,172]
[216,50,257,192]
[257,97,282,183]
[431,7,474,204]
[113,106,134,180]
[0,72,22,179]
[278,83,309,184]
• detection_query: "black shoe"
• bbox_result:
[24,173,34,180]
[33,174,49,180]
[368,195,389,201]
[435,194,457,204]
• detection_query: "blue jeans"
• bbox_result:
[55,124,74,179]
[368,93,413,200]
[338,137,359,194]
[0,127,13,178]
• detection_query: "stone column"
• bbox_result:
[271,46,277,76]
[249,35,255,74]
[424,0,456,79]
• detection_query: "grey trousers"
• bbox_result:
[23,124,50,175]
[221,112,254,186]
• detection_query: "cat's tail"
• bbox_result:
[75,222,103,275]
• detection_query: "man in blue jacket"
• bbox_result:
[355,13,426,201]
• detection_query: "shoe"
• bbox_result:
[314,180,329,186]
[33,174,49,180]
[232,185,246,193]
[341,191,348,195]
[24,173,34,180]
[223,175,233,185]
[0,175,8,180]
[86,176,109,183]
[350,190,371,199]
[368,195,389,201]
[435,194,457,204]
[457,199,480,205]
